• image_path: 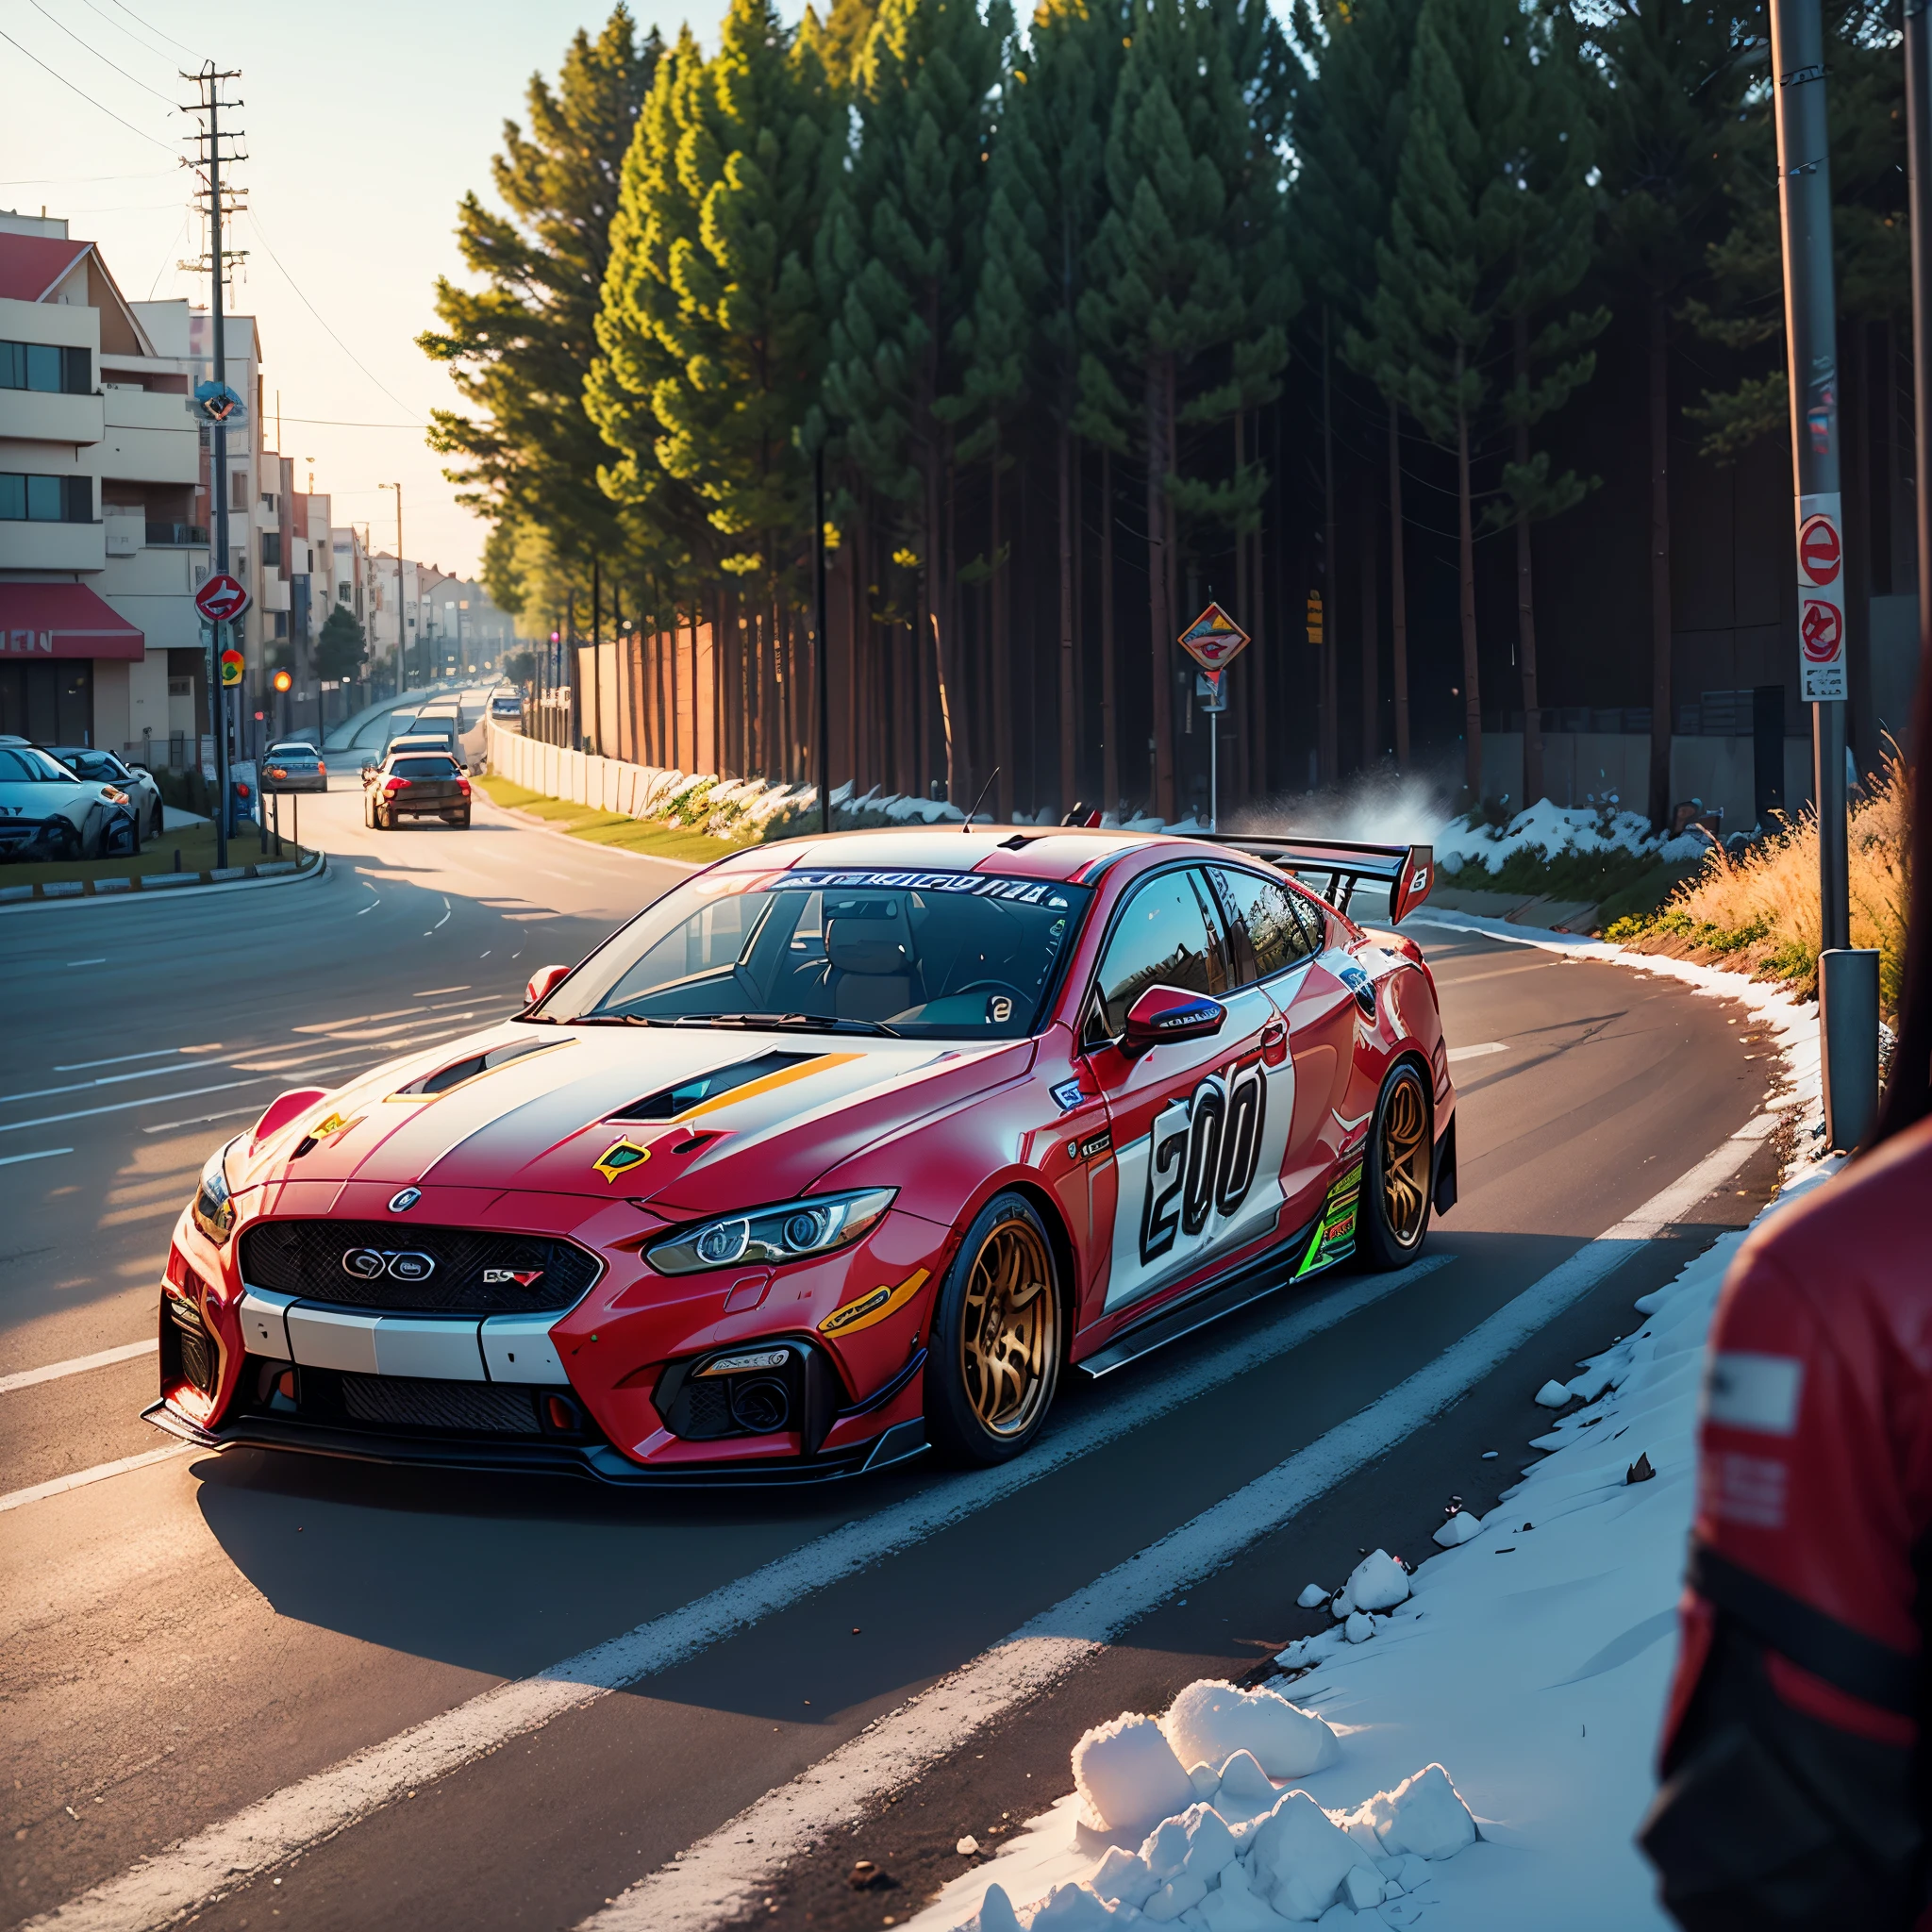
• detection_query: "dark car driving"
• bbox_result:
[361,748,471,830]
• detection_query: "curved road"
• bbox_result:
[0,782,1782,1931]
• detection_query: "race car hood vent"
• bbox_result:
[394,1037,567,1098]
[608,1049,821,1123]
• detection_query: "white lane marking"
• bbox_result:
[0,1338,156,1396]
[142,1103,275,1136]
[357,900,378,915]
[0,1146,72,1168]
[581,1119,1780,1932]
[416,985,471,995]
[1,1060,247,1107]
[1446,1041,1507,1061]
[65,958,108,966]
[0,1075,277,1136]
[54,1048,195,1072]
[0,1442,195,1516]
[23,1261,1452,1930]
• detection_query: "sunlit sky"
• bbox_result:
[4,0,741,580]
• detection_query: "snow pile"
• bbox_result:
[1434,801,1707,878]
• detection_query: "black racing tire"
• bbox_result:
[1358,1059,1434,1271]
[924,1190,1062,1468]
[147,801,163,841]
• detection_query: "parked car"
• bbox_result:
[45,744,164,840]
[361,747,472,829]
[0,736,140,860]
[261,741,327,793]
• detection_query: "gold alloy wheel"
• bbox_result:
[1380,1074,1431,1245]
[958,1215,1058,1439]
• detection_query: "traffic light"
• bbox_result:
[273,669,292,693]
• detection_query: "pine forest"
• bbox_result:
[422,0,1912,829]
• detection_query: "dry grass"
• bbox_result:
[1607,754,1908,1012]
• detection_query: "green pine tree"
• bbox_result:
[1077,0,1292,821]
[1355,0,1550,802]
[315,604,367,683]
[817,0,1012,804]
[420,8,660,570]
[1302,0,1424,766]
[1589,0,1754,828]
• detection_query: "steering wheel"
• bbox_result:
[949,979,1029,1019]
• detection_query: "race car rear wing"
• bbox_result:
[1207,835,1434,924]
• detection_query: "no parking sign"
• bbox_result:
[1795,492,1846,702]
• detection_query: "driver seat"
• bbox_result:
[824,914,913,1022]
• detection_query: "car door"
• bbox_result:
[1081,865,1284,1317]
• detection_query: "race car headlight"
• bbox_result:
[191,1136,243,1244]
[102,786,129,805]
[647,1188,896,1275]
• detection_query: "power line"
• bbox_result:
[242,214,425,425]
[25,0,178,105]
[107,0,201,59]
[0,27,179,157]
[276,415,427,430]
[0,170,178,186]
[73,0,173,64]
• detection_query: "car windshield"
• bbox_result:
[267,742,313,758]
[49,747,120,779]
[391,757,460,778]
[0,746,78,784]
[532,865,1091,1040]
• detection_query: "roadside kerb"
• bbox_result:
[0,850,327,912]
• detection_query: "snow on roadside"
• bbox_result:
[905,941,1831,1932]
[1434,800,1707,878]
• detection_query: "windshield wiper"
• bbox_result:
[668,1012,901,1038]
[565,1013,661,1026]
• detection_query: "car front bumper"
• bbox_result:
[142,1395,928,1486]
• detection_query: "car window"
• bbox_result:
[0,746,76,784]
[268,742,312,758]
[1089,867,1230,1041]
[1212,866,1321,985]
[539,868,1090,1040]
[390,757,461,778]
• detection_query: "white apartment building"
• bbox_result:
[0,215,209,757]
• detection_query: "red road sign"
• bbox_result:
[194,573,250,624]
[1798,513,1841,587]
[1178,602,1250,671]
[1801,598,1843,663]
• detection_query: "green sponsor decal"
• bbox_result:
[1293,1161,1362,1280]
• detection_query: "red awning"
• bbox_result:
[0,583,145,661]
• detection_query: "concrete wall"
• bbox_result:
[1481,730,1815,829]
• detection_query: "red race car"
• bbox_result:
[146,827,1453,1484]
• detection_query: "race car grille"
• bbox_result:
[239,1222,599,1316]
[165,1295,220,1397]
[339,1374,540,1434]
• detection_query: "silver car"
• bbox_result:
[47,744,164,841]
[261,741,328,793]
[0,738,138,860]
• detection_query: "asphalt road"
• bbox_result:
[0,785,1784,1931]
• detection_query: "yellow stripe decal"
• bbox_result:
[674,1053,865,1124]
[818,1267,930,1339]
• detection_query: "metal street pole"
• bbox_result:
[1907,0,1932,701]
[202,67,235,870]
[1773,0,1878,1146]
[383,483,404,693]
[1770,0,1848,941]
[815,443,831,835]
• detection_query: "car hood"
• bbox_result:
[238,1022,1033,1213]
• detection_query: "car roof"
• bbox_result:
[708,824,1216,886]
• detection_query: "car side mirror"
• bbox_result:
[525,963,571,1007]
[1122,985,1226,1058]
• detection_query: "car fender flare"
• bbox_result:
[928,1170,1079,1362]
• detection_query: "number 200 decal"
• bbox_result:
[1140,1059,1267,1265]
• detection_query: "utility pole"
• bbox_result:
[815,443,831,835]
[1772,0,1876,1146]
[181,63,245,870]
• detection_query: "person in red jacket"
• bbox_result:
[1641,722,1932,1927]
